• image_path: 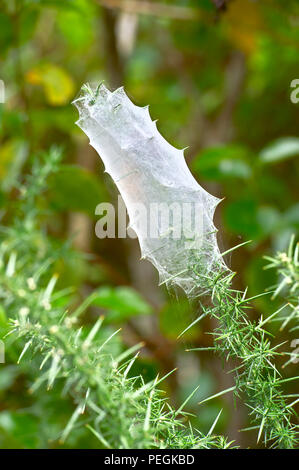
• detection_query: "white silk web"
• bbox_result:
[73,84,226,295]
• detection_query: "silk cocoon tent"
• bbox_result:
[73,84,226,295]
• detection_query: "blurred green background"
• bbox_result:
[0,0,298,448]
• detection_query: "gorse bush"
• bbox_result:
[264,237,299,336]
[0,149,297,448]
[73,82,298,449]
[0,149,231,449]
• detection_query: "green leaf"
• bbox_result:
[19,7,39,43]
[259,137,299,164]
[48,165,107,216]
[224,198,261,238]
[0,140,28,192]
[32,0,80,12]
[256,206,281,236]
[92,286,153,322]
[225,199,281,240]
[0,366,19,392]
[192,145,252,181]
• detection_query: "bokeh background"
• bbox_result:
[0,0,298,448]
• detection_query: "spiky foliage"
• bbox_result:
[183,250,299,449]
[0,149,230,449]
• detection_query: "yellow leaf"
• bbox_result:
[224,0,263,55]
[26,63,75,106]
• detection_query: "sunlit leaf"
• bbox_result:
[26,63,75,106]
